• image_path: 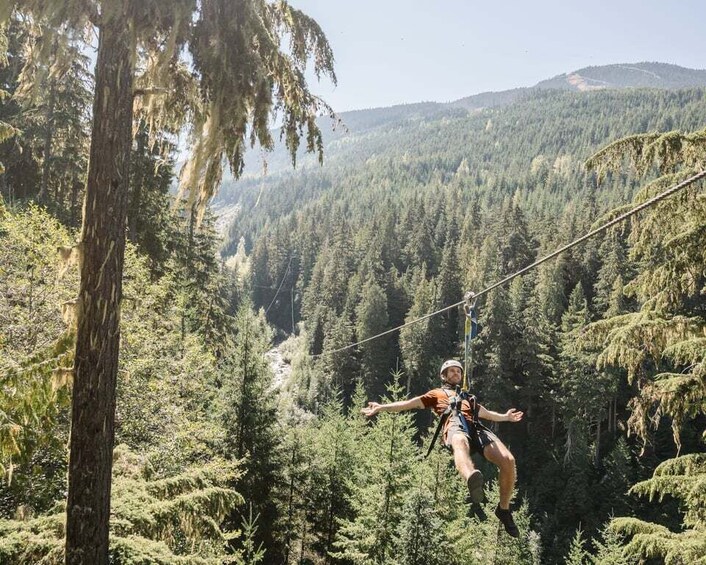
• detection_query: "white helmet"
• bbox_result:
[439,360,463,376]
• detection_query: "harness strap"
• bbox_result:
[424,406,451,458]
[424,387,481,458]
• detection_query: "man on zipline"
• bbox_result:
[362,359,523,537]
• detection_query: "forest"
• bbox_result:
[1,3,705,565]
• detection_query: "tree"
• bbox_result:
[0,14,92,224]
[565,527,590,565]
[582,128,706,561]
[0,205,77,513]
[0,445,243,564]
[3,2,335,562]
[219,304,281,558]
[399,266,437,397]
[332,377,419,564]
[356,278,391,398]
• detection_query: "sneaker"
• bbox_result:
[495,505,520,538]
[466,470,484,504]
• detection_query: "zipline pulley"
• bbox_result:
[463,291,478,392]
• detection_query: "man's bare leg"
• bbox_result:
[483,439,520,537]
[450,434,484,503]
[482,439,516,509]
[450,433,476,480]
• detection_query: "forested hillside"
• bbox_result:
[217,82,706,562]
[1,6,705,562]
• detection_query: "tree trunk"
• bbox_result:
[65,9,134,565]
[595,418,601,466]
[37,80,55,204]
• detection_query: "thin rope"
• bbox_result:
[265,256,294,314]
[311,169,706,357]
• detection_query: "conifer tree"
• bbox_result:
[219,303,281,558]
[356,278,391,398]
[0,15,91,220]
[591,522,637,565]
[582,127,706,561]
[2,3,336,561]
[434,235,462,359]
[0,445,243,564]
[399,267,437,397]
[332,377,419,564]
[394,488,446,565]
[0,205,76,509]
[301,399,359,563]
[566,527,590,565]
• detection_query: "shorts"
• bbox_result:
[444,418,498,456]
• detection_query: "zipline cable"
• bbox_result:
[312,169,706,358]
[265,255,294,314]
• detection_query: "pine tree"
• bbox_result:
[399,267,438,397]
[3,3,336,560]
[332,377,419,564]
[591,522,638,565]
[219,303,282,559]
[356,278,391,399]
[302,399,359,563]
[0,205,77,510]
[565,527,590,565]
[394,488,446,565]
[0,445,243,564]
[434,236,462,359]
[582,127,706,562]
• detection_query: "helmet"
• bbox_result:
[439,360,463,376]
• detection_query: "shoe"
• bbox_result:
[495,505,520,538]
[469,502,488,521]
[466,470,484,504]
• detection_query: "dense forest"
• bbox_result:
[1,5,705,565]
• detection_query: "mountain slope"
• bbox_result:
[450,62,706,111]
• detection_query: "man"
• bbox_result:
[361,359,523,537]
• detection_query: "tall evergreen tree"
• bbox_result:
[399,267,438,397]
[356,277,391,398]
[582,127,706,561]
[3,3,336,561]
[219,303,283,559]
[332,377,419,564]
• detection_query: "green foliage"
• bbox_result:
[446,484,540,564]
[0,205,76,504]
[591,522,638,565]
[566,527,590,565]
[332,376,420,564]
[583,126,706,564]
[0,14,91,224]
[628,453,706,529]
[394,488,446,565]
[0,446,243,564]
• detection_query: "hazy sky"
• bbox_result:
[290,0,706,112]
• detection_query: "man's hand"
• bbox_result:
[362,402,383,417]
[504,408,523,423]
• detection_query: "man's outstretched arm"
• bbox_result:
[362,397,425,417]
[478,406,524,423]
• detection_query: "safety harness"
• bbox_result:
[424,293,484,458]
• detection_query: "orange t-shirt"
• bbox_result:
[419,388,475,440]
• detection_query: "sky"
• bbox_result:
[289,0,706,113]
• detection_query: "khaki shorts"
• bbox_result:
[444,418,498,456]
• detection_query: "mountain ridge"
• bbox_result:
[214,62,706,225]
[449,62,706,111]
